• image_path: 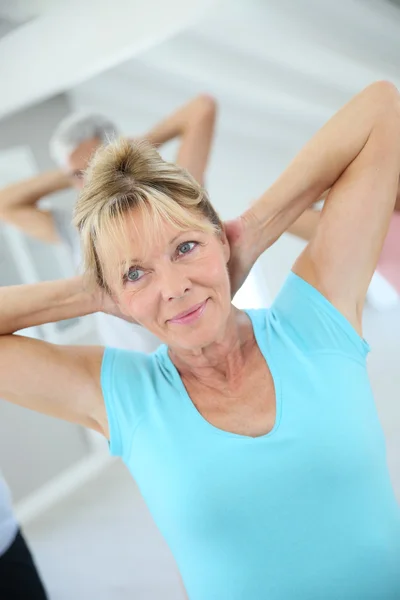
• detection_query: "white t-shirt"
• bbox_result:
[0,474,17,556]
[52,209,160,352]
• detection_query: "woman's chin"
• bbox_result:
[169,327,221,352]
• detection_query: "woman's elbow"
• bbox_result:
[367,80,400,116]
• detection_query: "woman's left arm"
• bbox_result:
[236,81,400,333]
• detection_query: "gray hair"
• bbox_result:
[49,111,119,167]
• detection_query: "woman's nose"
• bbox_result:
[160,265,191,301]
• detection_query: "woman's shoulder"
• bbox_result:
[101,344,177,390]
[268,271,369,360]
[100,345,174,458]
[102,344,162,376]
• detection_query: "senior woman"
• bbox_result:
[1,81,400,599]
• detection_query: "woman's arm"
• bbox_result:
[0,170,71,243]
[239,81,400,331]
[0,276,97,334]
[287,191,400,243]
[140,94,217,185]
[0,277,108,436]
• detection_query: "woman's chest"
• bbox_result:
[130,353,392,539]
[184,356,277,438]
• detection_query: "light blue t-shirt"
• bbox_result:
[101,272,400,600]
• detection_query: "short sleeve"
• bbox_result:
[271,271,370,361]
[100,347,157,459]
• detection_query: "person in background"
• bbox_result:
[0,474,48,599]
[0,94,217,350]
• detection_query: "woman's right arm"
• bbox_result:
[0,277,109,437]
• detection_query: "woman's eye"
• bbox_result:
[177,241,197,256]
[125,267,144,283]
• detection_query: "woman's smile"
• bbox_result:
[168,299,209,325]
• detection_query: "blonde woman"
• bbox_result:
[1,82,400,599]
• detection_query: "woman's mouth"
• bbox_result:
[168,300,208,325]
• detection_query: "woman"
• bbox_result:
[1,81,400,599]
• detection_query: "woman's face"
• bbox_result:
[108,211,232,351]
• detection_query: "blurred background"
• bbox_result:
[0,0,400,597]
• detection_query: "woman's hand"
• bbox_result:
[224,214,261,297]
[94,285,139,325]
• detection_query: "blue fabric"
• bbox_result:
[101,271,400,599]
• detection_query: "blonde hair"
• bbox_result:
[73,137,222,292]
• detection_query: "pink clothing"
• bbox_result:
[377,212,400,292]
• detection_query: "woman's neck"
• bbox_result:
[169,307,255,392]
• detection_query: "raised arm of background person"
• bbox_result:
[0,170,71,243]
[141,94,217,185]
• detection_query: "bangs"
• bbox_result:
[91,187,218,292]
